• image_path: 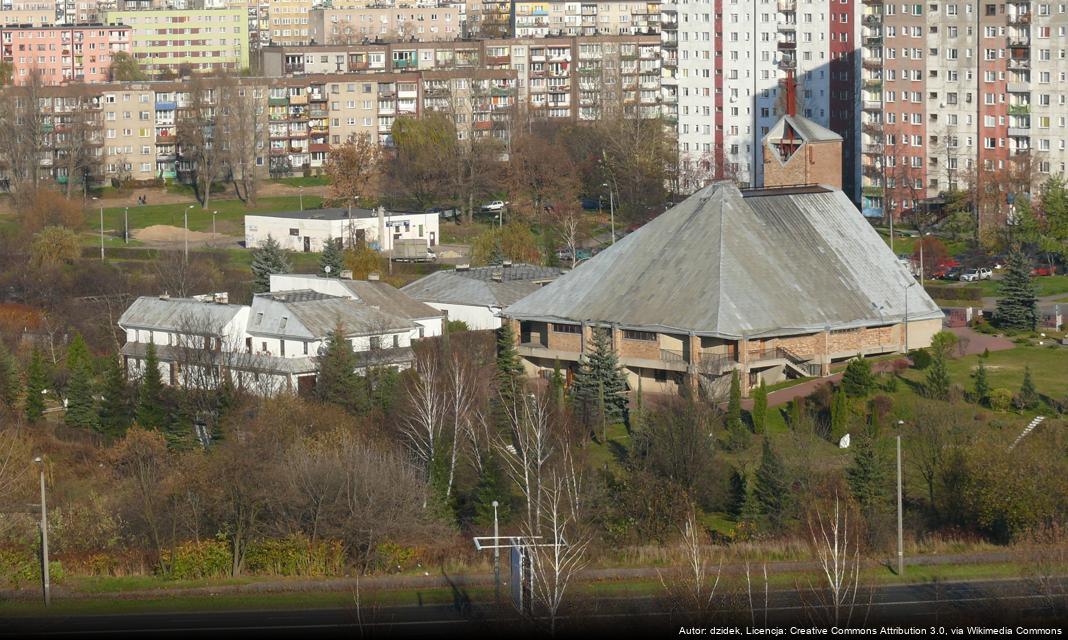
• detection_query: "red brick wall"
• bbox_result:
[763,141,842,189]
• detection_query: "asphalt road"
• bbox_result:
[2,578,1065,639]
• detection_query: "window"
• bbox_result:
[553,323,581,334]
[392,334,399,348]
[623,330,656,341]
[289,228,299,236]
[369,336,381,350]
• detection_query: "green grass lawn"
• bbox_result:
[86,195,324,236]
[972,275,1068,298]
[271,176,329,188]
[934,345,1068,400]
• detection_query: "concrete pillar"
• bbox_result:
[739,337,751,398]
[580,320,588,354]
[686,332,700,390]
[611,323,623,356]
[820,329,832,376]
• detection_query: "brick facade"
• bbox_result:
[763,139,843,189]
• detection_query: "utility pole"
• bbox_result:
[185,205,194,262]
[896,434,904,576]
[35,457,50,607]
[124,207,129,244]
[99,205,104,260]
[904,281,915,354]
[492,500,500,606]
[212,210,218,241]
[299,186,304,212]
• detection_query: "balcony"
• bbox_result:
[862,79,882,90]
[473,120,493,131]
[308,92,326,103]
[1008,126,1031,137]
[283,64,304,75]
[862,13,881,26]
[268,96,288,106]
[1008,58,1030,70]
[155,101,177,111]
[861,121,883,136]
[777,39,797,50]
[1009,12,1032,25]
[392,59,417,70]
[1007,81,1030,93]
[862,57,883,70]
[777,0,796,11]
[862,144,884,155]
[485,55,510,65]
[778,22,796,32]
[862,185,885,197]
[1008,104,1031,115]
[1008,38,1031,49]
[862,100,882,111]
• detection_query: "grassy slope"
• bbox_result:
[85,196,325,238]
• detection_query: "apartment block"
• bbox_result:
[512,1,662,38]
[0,23,130,84]
[267,0,311,46]
[309,4,462,45]
[260,33,662,122]
[0,3,55,26]
[104,8,249,77]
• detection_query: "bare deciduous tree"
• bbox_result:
[658,509,723,621]
[803,493,866,627]
[177,78,228,210]
[0,70,48,204]
[401,348,446,506]
[219,83,265,206]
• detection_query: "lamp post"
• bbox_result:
[299,186,304,212]
[185,204,194,262]
[124,207,129,244]
[492,500,500,606]
[904,281,916,354]
[34,456,50,607]
[99,204,105,260]
[889,210,895,254]
[918,232,931,287]
[896,423,905,576]
[602,182,615,245]
[212,210,218,242]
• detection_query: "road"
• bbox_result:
[2,578,1063,639]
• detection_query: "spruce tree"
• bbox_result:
[751,379,768,435]
[549,358,565,409]
[925,348,951,401]
[724,370,750,451]
[316,327,361,411]
[0,341,22,411]
[494,322,524,429]
[24,347,47,423]
[754,438,789,529]
[66,333,91,371]
[64,359,98,430]
[830,385,849,443]
[319,236,344,277]
[972,359,990,405]
[1016,366,1039,410]
[846,432,891,522]
[995,247,1038,331]
[473,455,511,528]
[249,235,292,293]
[570,328,628,429]
[98,356,133,438]
[841,357,875,397]
[727,467,747,519]
[136,342,168,429]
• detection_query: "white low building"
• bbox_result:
[270,272,445,339]
[245,207,440,253]
[118,288,420,396]
[401,263,565,331]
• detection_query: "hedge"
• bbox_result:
[924,284,984,302]
[161,536,347,580]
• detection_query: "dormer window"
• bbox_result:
[280,316,288,330]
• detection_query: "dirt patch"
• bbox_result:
[134,225,217,243]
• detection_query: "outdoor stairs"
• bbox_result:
[1008,415,1046,451]
[780,346,822,378]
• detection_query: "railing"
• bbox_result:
[660,348,685,363]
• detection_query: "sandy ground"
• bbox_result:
[134,224,218,243]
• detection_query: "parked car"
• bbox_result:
[940,267,962,281]
[959,267,992,282]
[428,206,459,221]
[481,200,507,212]
[1032,264,1057,276]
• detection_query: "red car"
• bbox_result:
[930,259,960,279]
[1032,265,1057,276]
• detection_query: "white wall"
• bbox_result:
[246,212,440,253]
[428,302,501,331]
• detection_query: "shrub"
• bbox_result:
[245,535,346,577]
[924,285,983,301]
[0,546,64,589]
[162,539,232,580]
[375,540,422,573]
[909,348,933,370]
[988,388,1014,412]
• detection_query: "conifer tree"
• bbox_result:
[135,342,168,429]
[1016,365,1039,410]
[846,432,891,523]
[724,369,750,451]
[727,467,747,519]
[316,327,361,411]
[319,236,344,277]
[995,247,1038,331]
[754,438,788,529]
[751,379,768,435]
[972,359,990,405]
[24,347,47,423]
[64,359,98,430]
[0,341,21,411]
[570,328,628,429]
[841,357,875,397]
[494,322,524,429]
[249,234,292,293]
[473,455,511,528]
[925,346,951,401]
[98,356,133,438]
[66,333,91,371]
[830,385,849,442]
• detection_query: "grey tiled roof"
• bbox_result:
[401,264,565,307]
[249,290,415,339]
[272,274,443,320]
[118,297,242,333]
[503,182,943,339]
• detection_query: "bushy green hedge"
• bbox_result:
[245,535,345,577]
[988,388,1014,412]
[924,285,983,301]
[0,546,65,589]
[162,540,232,580]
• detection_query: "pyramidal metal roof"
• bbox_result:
[503,182,942,339]
[763,114,843,145]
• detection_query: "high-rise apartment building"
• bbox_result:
[0,23,130,84]
[104,8,250,76]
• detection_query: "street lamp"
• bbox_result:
[185,204,195,262]
[212,210,218,242]
[904,281,916,354]
[896,421,905,576]
[492,500,500,606]
[93,197,104,260]
[34,456,50,607]
[299,186,304,212]
[601,182,615,245]
[124,207,129,244]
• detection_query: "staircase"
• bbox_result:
[1008,416,1046,451]
[779,346,822,378]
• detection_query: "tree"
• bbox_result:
[136,342,168,429]
[1016,366,1040,411]
[24,348,47,423]
[494,322,524,429]
[912,237,949,279]
[727,468,747,519]
[315,327,361,411]
[109,51,146,81]
[319,237,344,277]
[846,432,891,526]
[386,113,457,210]
[570,328,628,433]
[324,133,380,206]
[218,82,264,206]
[754,438,788,529]
[0,342,21,412]
[995,246,1038,331]
[724,370,750,451]
[342,244,382,280]
[507,127,581,220]
[751,379,768,435]
[628,397,717,501]
[30,227,81,270]
[830,385,849,443]
[973,358,990,405]
[470,222,542,266]
[249,235,292,293]
[98,355,133,438]
[841,357,875,398]
[0,70,47,205]
[55,90,103,198]
[925,347,951,401]
[64,359,98,430]
[176,78,228,210]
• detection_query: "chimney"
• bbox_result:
[368,272,380,281]
[491,272,503,282]
[340,269,353,280]
[213,292,228,304]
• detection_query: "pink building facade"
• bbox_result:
[0,24,131,85]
